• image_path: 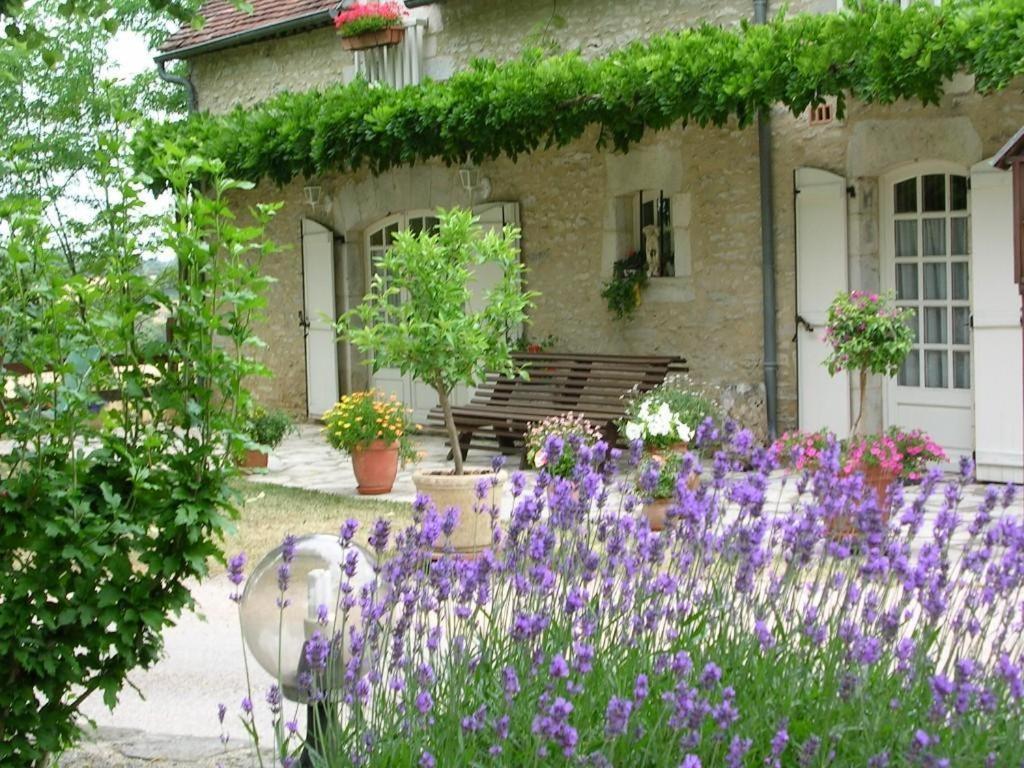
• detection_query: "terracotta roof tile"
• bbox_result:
[160,0,339,56]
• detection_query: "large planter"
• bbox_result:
[413,469,507,554]
[240,449,269,470]
[341,26,405,51]
[351,440,400,495]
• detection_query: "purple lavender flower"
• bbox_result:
[681,757,701,768]
[415,690,434,715]
[265,684,282,714]
[281,534,297,563]
[227,552,247,602]
[217,702,227,724]
[549,654,569,679]
[604,696,633,737]
[634,674,649,702]
[418,751,436,768]
[368,519,391,552]
[339,518,359,545]
[304,630,330,671]
[241,696,253,715]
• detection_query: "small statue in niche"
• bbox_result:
[642,224,661,277]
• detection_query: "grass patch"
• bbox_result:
[213,480,412,572]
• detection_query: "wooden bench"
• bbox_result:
[427,352,688,463]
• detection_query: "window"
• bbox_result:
[637,190,675,277]
[892,172,971,390]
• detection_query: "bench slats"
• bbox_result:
[427,351,687,464]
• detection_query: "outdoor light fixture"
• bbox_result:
[458,163,492,203]
[238,534,376,700]
[303,185,322,207]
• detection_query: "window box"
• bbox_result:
[342,26,406,51]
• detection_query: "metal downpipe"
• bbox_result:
[156,59,197,113]
[754,0,779,440]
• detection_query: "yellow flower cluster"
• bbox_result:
[322,390,415,453]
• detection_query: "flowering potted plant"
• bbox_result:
[774,427,947,534]
[525,412,604,479]
[824,290,913,435]
[638,453,700,531]
[240,404,293,469]
[334,2,407,51]
[322,391,416,495]
[621,379,716,455]
[337,208,534,552]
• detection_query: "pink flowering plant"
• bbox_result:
[775,427,947,481]
[221,435,1024,767]
[333,1,406,38]
[845,428,948,482]
[824,290,913,433]
[525,412,603,479]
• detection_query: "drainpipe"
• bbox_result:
[156,58,197,113]
[754,0,778,441]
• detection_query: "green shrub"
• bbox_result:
[0,147,276,765]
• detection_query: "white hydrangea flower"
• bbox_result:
[625,422,643,441]
[678,423,695,444]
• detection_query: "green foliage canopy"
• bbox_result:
[135,0,1024,188]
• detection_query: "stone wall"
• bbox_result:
[188,0,831,115]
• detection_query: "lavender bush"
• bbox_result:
[228,427,1023,767]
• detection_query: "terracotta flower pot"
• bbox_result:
[341,26,405,51]
[240,449,268,470]
[351,440,400,495]
[644,498,672,531]
[826,464,897,540]
[413,469,507,554]
[643,473,700,532]
[648,442,689,461]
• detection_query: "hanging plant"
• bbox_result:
[601,250,649,320]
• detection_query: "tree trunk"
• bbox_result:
[852,368,868,437]
[435,385,464,475]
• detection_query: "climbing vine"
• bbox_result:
[134,0,1024,187]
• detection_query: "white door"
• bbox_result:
[302,218,340,419]
[969,161,1024,482]
[795,168,852,435]
[881,165,973,464]
[364,205,522,423]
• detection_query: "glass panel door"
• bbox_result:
[892,173,971,391]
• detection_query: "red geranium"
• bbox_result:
[334,2,407,37]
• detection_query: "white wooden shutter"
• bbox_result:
[301,218,340,419]
[795,168,852,436]
[969,161,1023,482]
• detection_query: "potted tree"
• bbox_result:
[822,290,915,523]
[334,2,407,51]
[242,404,293,470]
[322,391,416,494]
[338,208,535,552]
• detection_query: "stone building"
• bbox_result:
[156,0,1024,482]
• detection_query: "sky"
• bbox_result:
[109,28,161,81]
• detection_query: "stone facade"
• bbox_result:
[186,0,1024,443]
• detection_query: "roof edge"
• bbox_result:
[156,8,337,62]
